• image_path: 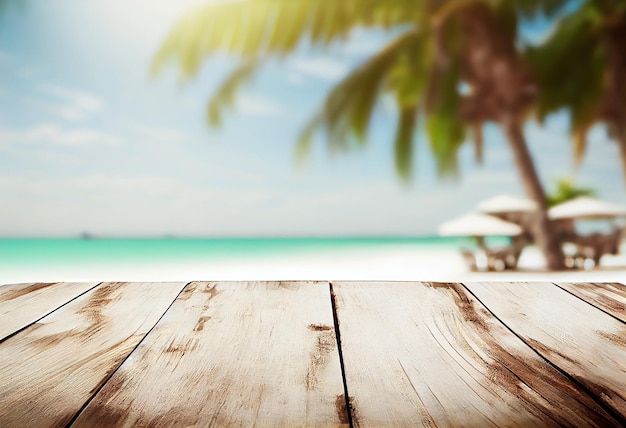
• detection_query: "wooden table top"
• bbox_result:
[0,281,625,427]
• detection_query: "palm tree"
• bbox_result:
[546,178,595,208]
[529,1,626,183]
[153,0,568,269]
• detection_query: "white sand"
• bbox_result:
[1,245,626,284]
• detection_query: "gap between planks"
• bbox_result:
[329,282,354,428]
[552,282,626,325]
[6,281,619,427]
[332,281,619,426]
[460,281,626,426]
[70,281,347,427]
[0,281,188,427]
[0,282,103,345]
[66,281,193,427]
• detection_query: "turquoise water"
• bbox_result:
[0,236,512,268]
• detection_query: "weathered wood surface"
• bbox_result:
[332,281,618,427]
[2,280,626,427]
[73,281,347,427]
[556,282,626,323]
[0,281,186,428]
[0,282,99,341]
[465,281,626,424]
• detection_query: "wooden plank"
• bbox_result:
[0,281,186,428]
[465,281,626,423]
[332,281,618,427]
[556,282,626,323]
[73,281,347,427]
[0,282,99,341]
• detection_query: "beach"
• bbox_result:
[1,238,626,284]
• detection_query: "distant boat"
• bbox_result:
[80,232,95,240]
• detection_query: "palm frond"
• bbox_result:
[425,61,466,177]
[206,61,259,127]
[528,1,612,170]
[546,178,596,207]
[321,30,424,149]
[152,0,425,80]
[527,4,605,123]
[394,104,418,182]
[295,28,429,177]
[295,113,323,165]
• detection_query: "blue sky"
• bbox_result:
[0,0,623,237]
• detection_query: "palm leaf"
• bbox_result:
[528,2,609,167]
[206,61,259,127]
[152,0,426,80]
[394,104,418,181]
[527,4,605,123]
[425,61,466,177]
[321,30,424,150]
[153,0,571,182]
[546,178,595,207]
[295,28,429,179]
[295,113,323,164]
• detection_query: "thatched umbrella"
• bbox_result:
[477,194,537,214]
[438,213,523,239]
[548,197,626,220]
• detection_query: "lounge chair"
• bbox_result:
[460,249,478,272]
[564,227,623,269]
[485,247,522,271]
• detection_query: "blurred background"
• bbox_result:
[0,0,626,237]
[0,0,624,281]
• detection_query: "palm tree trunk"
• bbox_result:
[501,114,565,270]
[605,22,626,190]
[619,141,626,188]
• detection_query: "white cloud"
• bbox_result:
[40,84,104,120]
[0,123,124,147]
[236,95,283,116]
[55,107,87,121]
[12,149,82,166]
[52,129,123,147]
[127,122,188,142]
[18,94,99,121]
[290,57,350,81]
[0,124,59,144]
[39,174,178,193]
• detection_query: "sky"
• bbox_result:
[0,0,623,238]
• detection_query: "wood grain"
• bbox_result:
[332,281,618,427]
[556,282,626,323]
[73,281,347,427]
[465,281,626,423]
[0,281,185,428]
[0,282,99,341]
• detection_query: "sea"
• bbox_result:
[2,236,624,283]
[0,236,513,267]
[0,236,518,283]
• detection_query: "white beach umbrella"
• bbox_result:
[477,194,537,213]
[548,197,626,220]
[438,213,523,237]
